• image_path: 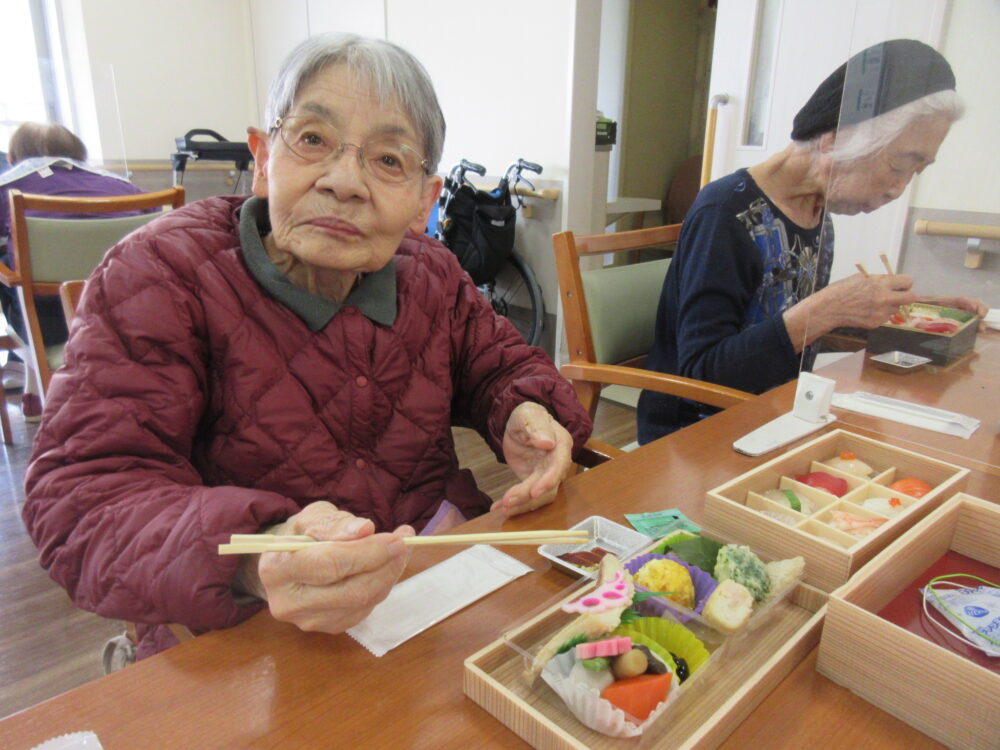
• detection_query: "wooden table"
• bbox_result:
[2,342,997,749]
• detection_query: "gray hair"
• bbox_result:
[264,33,446,175]
[794,89,963,163]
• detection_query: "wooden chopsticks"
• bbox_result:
[857,253,896,278]
[218,529,590,555]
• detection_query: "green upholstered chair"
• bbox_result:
[0,186,185,392]
[552,224,752,427]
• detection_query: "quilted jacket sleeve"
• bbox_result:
[22,211,300,632]
[441,243,593,459]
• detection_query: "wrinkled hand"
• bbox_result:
[816,272,917,329]
[242,501,413,634]
[493,401,574,517]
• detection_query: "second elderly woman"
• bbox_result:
[23,33,592,659]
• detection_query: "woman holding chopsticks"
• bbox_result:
[22,35,592,662]
[638,39,987,444]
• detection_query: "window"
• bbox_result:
[743,0,782,147]
[0,0,55,152]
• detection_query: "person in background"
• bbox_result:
[0,122,145,417]
[637,39,987,444]
[23,33,592,663]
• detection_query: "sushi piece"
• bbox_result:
[827,510,887,538]
[762,488,811,514]
[824,450,874,478]
[862,496,906,517]
[758,509,798,526]
[888,477,932,498]
[794,471,848,497]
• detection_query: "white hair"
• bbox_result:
[265,33,446,175]
[794,90,963,163]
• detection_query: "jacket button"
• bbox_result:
[355,458,366,470]
[355,376,368,387]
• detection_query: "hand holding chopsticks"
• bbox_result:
[219,528,590,555]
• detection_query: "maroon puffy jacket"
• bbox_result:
[23,196,592,657]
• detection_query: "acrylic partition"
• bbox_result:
[792,3,1000,480]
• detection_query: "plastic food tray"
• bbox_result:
[539,516,651,577]
[465,533,827,749]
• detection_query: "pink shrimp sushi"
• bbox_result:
[827,510,887,538]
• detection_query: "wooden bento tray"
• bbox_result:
[817,493,1000,750]
[867,302,978,365]
[703,429,968,592]
[464,563,828,749]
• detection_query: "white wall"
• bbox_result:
[77,0,257,161]
[247,0,602,319]
[915,0,1000,213]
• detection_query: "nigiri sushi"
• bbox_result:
[888,477,932,498]
[827,510,887,538]
[824,450,874,478]
[762,488,811,514]
[794,471,848,497]
[862,496,905,517]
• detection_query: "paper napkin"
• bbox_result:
[347,545,533,657]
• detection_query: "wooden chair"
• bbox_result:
[553,225,753,427]
[59,280,86,327]
[0,333,19,444]
[0,186,185,393]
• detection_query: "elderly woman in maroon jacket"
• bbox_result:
[23,33,592,660]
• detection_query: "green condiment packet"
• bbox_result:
[625,509,701,539]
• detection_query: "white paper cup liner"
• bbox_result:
[29,732,105,750]
[540,651,678,737]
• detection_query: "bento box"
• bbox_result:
[703,429,968,592]
[464,532,828,749]
[816,493,1000,750]
[866,302,978,365]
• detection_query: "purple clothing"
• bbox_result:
[0,159,144,247]
[0,158,145,349]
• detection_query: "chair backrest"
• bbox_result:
[4,186,185,392]
[580,258,670,365]
[554,224,681,370]
[553,224,752,420]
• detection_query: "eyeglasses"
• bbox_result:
[272,114,428,184]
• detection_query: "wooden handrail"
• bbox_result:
[472,183,560,201]
[913,219,1000,241]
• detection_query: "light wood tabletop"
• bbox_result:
[2,340,997,749]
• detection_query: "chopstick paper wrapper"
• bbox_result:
[347,545,533,657]
[831,391,980,439]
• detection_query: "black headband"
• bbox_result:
[791,39,956,141]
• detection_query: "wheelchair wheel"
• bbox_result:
[479,250,544,346]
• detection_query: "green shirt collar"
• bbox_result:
[239,196,397,331]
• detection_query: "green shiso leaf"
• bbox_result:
[938,307,972,322]
[556,634,589,655]
[666,535,723,575]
